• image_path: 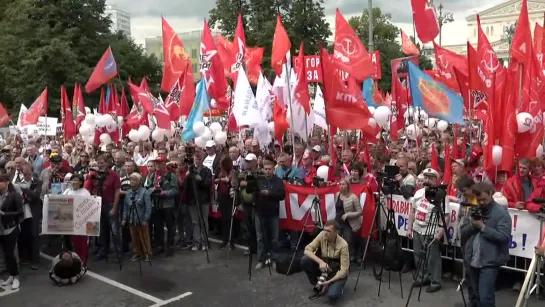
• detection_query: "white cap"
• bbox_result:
[312,145,321,152]
[205,140,216,148]
[422,168,439,178]
[245,153,257,161]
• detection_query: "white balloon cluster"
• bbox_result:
[192,121,228,148]
[79,113,119,145]
[128,126,152,142]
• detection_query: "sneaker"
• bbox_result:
[201,245,207,251]
[191,244,200,251]
[1,276,13,286]
[413,279,431,287]
[425,283,441,293]
[11,277,19,290]
[255,262,264,270]
[130,255,141,262]
[143,255,151,262]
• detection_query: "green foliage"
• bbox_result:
[208,0,331,77]
[349,8,433,93]
[0,0,162,119]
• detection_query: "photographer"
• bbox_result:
[395,158,416,198]
[407,168,445,293]
[237,153,263,255]
[148,156,179,257]
[184,150,213,251]
[254,160,285,269]
[301,221,349,302]
[460,182,511,307]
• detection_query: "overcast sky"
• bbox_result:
[107,0,508,47]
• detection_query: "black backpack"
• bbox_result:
[381,217,404,272]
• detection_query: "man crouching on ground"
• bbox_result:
[301,220,349,302]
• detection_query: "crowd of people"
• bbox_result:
[0,128,542,306]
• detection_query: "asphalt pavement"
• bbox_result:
[0,240,538,307]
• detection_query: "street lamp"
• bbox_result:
[437,3,454,46]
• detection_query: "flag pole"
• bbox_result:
[284,61,297,160]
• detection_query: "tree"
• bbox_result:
[349,8,433,93]
[208,0,331,77]
[0,0,162,118]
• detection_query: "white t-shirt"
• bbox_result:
[411,188,448,236]
[203,154,216,175]
[63,188,91,197]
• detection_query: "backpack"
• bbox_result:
[381,216,404,272]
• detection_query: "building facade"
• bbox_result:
[104,4,132,37]
[422,0,545,66]
[145,30,221,80]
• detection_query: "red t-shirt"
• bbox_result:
[43,159,72,174]
[84,169,121,203]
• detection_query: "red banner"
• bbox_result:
[210,183,376,238]
[292,51,381,83]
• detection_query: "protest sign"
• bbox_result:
[42,194,102,236]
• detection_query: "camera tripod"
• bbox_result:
[287,188,324,275]
[354,193,403,298]
[127,197,152,276]
[189,168,211,263]
[405,201,450,307]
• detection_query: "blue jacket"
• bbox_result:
[275,166,303,181]
[122,187,152,225]
[460,201,512,268]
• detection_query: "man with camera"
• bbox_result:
[237,153,263,255]
[147,156,179,257]
[395,158,416,196]
[301,221,349,302]
[407,168,445,293]
[460,182,511,307]
[253,159,285,269]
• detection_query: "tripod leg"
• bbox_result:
[287,212,312,275]
[226,199,237,263]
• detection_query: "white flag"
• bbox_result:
[312,85,328,130]
[233,67,263,128]
[255,72,273,121]
[17,104,28,127]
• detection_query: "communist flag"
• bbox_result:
[271,15,291,76]
[21,88,48,126]
[85,47,117,93]
[411,0,439,43]
[401,29,419,56]
[161,17,193,92]
[60,85,77,140]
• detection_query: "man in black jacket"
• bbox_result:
[185,151,213,251]
[460,182,511,307]
[254,160,285,269]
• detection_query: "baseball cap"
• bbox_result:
[422,168,439,178]
[49,153,62,163]
[451,159,465,167]
[205,140,216,148]
[154,156,168,163]
[244,153,257,161]
[312,145,321,152]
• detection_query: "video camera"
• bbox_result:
[377,165,400,194]
[245,174,260,194]
[312,176,325,187]
[424,183,448,205]
[185,145,196,166]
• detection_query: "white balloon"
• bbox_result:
[151,129,164,142]
[425,118,438,128]
[138,126,151,140]
[492,145,503,166]
[194,136,206,148]
[117,116,124,125]
[79,124,91,136]
[99,133,112,145]
[210,122,223,133]
[160,128,173,138]
[316,166,329,180]
[94,115,105,128]
[436,120,449,132]
[85,114,96,125]
[128,129,139,142]
[193,121,206,136]
[214,131,228,145]
[85,107,91,114]
[416,110,429,121]
[210,99,217,108]
[368,117,377,129]
[104,114,115,126]
[83,134,94,145]
[516,112,533,133]
[105,122,117,133]
[537,144,544,157]
[201,128,213,141]
[368,106,376,115]
[268,122,275,132]
[405,125,421,140]
[374,106,391,127]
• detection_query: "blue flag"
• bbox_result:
[182,79,211,142]
[105,85,111,109]
[408,62,464,124]
[362,78,378,107]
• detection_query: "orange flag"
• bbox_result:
[161,17,193,92]
[271,15,291,76]
[401,29,420,56]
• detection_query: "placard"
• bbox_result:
[42,194,102,236]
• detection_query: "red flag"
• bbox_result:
[0,103,10,127]
[73,83,86,128]
[230,14,247,85]
[271,15,291,76]
[430,143,439,172]
[294,42,311,114]
[21,88,48,126]
[140,77,150,92]
[510,0,532,67]
[216,34,234,79]
[118,88,130,118]
[245,47,264,85]
[333,9,374,81]
[164,75,183,121]
[153,100,171,130]
[200,20,229,110]
[179,63,196,117]
[433,41,467,91]
[129,83,155,115]
[401,30,420,56]
[161,17,193,92]
[411,0,439,43]
[273,97,289,142]
[85,47,117,93]
[60,85,77,140]
[320,47,374,135]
